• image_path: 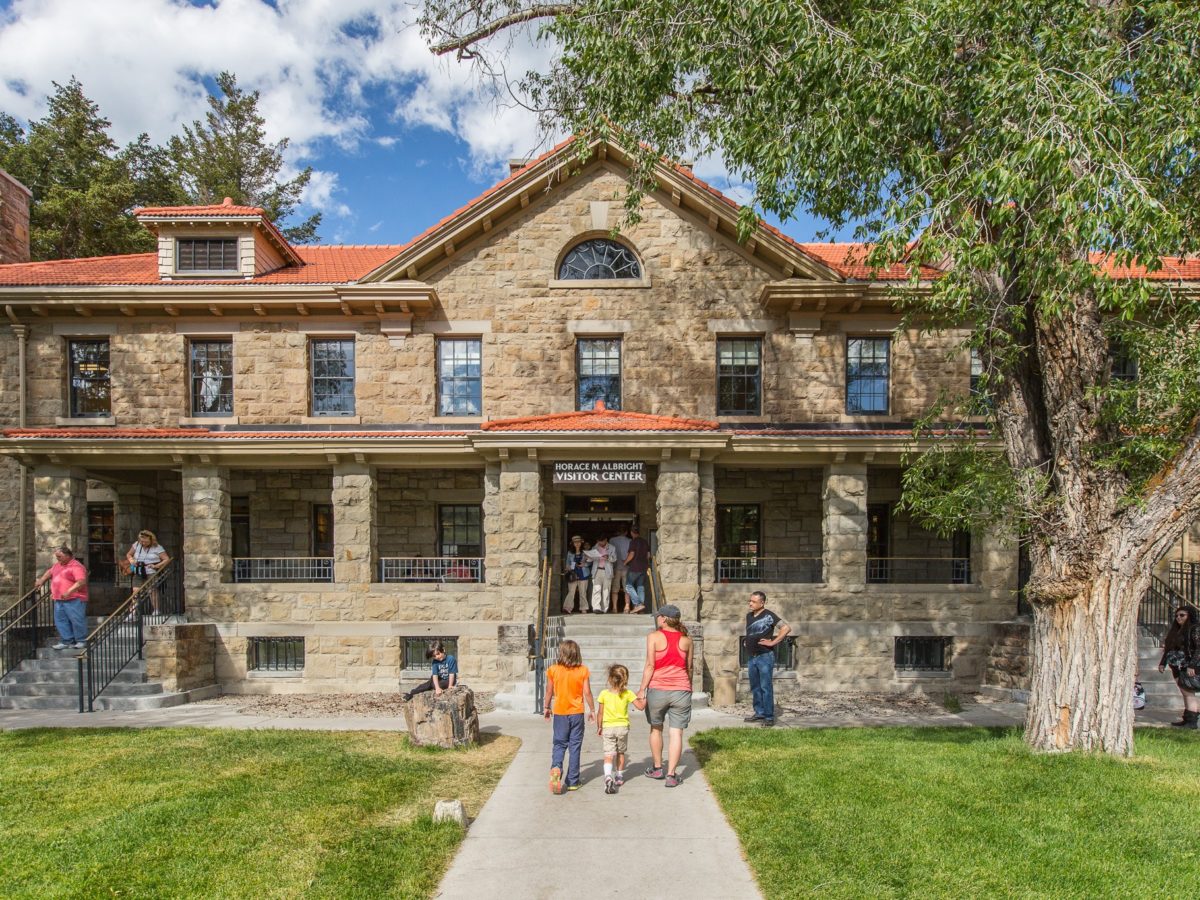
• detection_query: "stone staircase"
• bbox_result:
[0,626,192,712]
[1137,631,1180,704]
[495,613,708,711]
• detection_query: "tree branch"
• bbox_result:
[430,4,574,56]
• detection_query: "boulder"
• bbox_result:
[403,686,481,748]
[433,799,469,827]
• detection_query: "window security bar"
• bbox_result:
[233,558,334,583]
[866,557,972,585]
[716,557,823,584]
[250,637,305,672]
[379,558,484,583]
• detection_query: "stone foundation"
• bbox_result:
[982,621,1032,699]
[145,623,217,692]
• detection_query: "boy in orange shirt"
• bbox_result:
[543,639,595,793]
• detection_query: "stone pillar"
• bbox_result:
[332,463,376,584]
[484,456,542,617]
[115,482,154,552]
[182,465,231,595]
[822,462,868,592]
[32,466,88,567]
[655,455,701,619]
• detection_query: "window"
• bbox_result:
[558,239,640,280]
[439,505,483,558]
[176,238,238,273]
[1110,349,1138,383]
[190,339,233,415]
[846,337,890,414]
[866,503,891,583]
[403,636,458,671]
[969,348,984,397]
[312,504,334,557]
[716,338,762,416]
[310,338,355,415]
[68,339,111,417]
[231,495,251,559]
[717,504,761,558]
[577,338,621,410]
[249,637,304,672]
[438,338,482,416]
[86,502,115,583]
[894,636,951,672]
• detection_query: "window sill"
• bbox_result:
[179,416,239,426]
[433,416,484,424]
[55,416,115,427]
[548,277,651,290]
[247,669,305,679]
[894,670,952,680]
[717,415,769,424]
[301,415,361,425]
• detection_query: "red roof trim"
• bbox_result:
[1,428,471,440]
[482,407,718,432]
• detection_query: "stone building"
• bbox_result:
[1,141,1196,699]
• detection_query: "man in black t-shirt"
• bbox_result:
[744,590,790,726]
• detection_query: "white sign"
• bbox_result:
[553,461,646,485]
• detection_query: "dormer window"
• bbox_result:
[558,239,641,280]
[176,238,239,273]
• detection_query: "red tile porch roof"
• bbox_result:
[481,405,718,432]
[1,428,472,439]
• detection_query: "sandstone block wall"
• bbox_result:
[983,621,1032,696]
[145,622,217,692]
[715,467,823,559]
[228,469,332,557]
[868,467,958,560]
[376,468,484,558]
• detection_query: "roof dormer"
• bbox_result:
[135,197,303,281]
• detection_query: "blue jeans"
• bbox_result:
[748,652,775,720]
[625,571,647,608]
[551,713,585,786]
[54,599,88,644]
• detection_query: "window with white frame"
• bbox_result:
[716,338,762,416]
[846,337,890,414]
[437,338,482,416]
[68,339,111,417]
[309,338,355,415]
[190,339,233,415]
[577,338,621,410]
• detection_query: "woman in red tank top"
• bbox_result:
[636,604,693,787]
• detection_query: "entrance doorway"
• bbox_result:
[561,503,637,614]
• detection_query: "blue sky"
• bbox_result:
[0,0,851,249]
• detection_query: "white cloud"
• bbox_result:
[302,169,351,218]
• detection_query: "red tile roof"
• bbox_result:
[135,203,266,217]
[794,243,944,281]
[482,406,718,432]
[1089,253,1200,281]
[0,245,405,286]
[732,427,986,437]
[1,428,471,439]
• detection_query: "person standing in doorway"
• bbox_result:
[584,535,616,613]
[609,525,632,613]
[624,526,651,613]
[744,590,791,727]
[562,535,592,614]
[34,546,90,650]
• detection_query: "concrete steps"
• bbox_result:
[1138,635,1180,700]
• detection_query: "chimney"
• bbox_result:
[508,158,532,176]
[0,168,32,264]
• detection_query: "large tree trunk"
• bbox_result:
[1024,571,1144,755]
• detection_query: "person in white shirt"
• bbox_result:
[608,525,632,612]
[126,529,171,614]
[584,535,617,613]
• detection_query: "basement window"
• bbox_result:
[894,636,951,672]
[403,637,458,672]
[249,637,305,672]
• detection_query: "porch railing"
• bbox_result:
[717,557,823,584]
[533,557,552,714]
[233,557,334,583]
[0,582,53,681]
[1167,560,1200,604]
[77,562,183,712]
[867,557,972,585]
[379,557,484,584]
[1139,574,1183,645]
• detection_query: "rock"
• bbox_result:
[713,675,737,707]
[403,686,481,748]
[434,799,469,828]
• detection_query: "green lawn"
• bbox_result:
[692,727,1200,899]
[0,728,518,899]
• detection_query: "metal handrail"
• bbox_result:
[233,557,334,583]
[0,582,53,681]
[716,556,823,583]
[647,555,663,616]
[1139,573,1183,646]
[532,557,552,714]
[1168,561,1200,604]
[379,557,484,583]
[76,562,183,712]
[866,556,972,585]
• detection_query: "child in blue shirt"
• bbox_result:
[402,641,458,700]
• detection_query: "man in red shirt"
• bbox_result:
[34,546,90,650]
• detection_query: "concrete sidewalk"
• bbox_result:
[435,706,761,900]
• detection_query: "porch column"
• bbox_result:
[822,462,868,592]
[332,463,376,584]
[655,455,701,619]
[32,465,87,570]
[483,456,542,614]
[182,465,231,595]
[115,482,155,552]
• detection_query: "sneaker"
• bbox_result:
[549,767,563,795]
[645,765,665,780]
[51,642,68,650]
[666,773,682,788]
[401,692,412,702]
[73,642,86,649]
[604,777,616,795]
[614,773,624,786]
[743,714,764,723]
[762,719,775,727]
[567,783,581,792]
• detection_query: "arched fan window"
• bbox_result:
[557,238,641,280]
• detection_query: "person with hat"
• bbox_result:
[635,603,693,787]
[562,535,592,614]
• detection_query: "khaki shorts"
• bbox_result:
[645,689,692,730]
[601,725,630,755]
